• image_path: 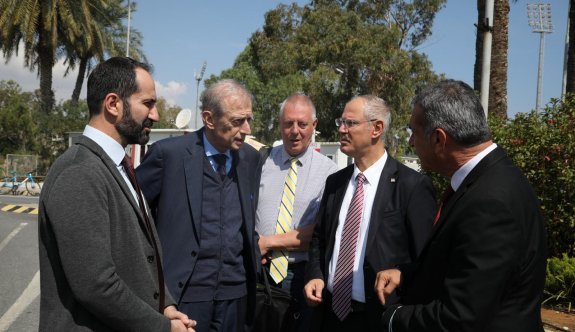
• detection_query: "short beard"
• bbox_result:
[115,100,153,145]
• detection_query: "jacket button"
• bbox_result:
[191,251,197,257]
[178,282,184,288]
[147,255,154,263]
[154,292,159,299]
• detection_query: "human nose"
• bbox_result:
[149,106,159,122]
[240,118,251,134]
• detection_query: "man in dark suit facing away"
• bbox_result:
[376,80,547,332]
[137,79,260,332]
[304,95,436,331]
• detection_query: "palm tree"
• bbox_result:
[66,0,147,103]
[0,0,108,114]
[474,0,510,119]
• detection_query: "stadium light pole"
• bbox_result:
[194,61,207,129]
[528,3,554,111]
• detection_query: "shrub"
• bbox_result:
[490,95,575,258]
[544,255,575,308]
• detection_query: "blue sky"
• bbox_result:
[0,0,568,124]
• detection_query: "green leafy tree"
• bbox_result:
[490,95,575,257]
[154,97,183,129]
[0,80,39,156]
[207,0,445,152]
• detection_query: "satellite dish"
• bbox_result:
[175,109,192,129]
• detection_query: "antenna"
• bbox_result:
[175,108,192,129]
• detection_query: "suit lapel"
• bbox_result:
[76,136,153,243]
[429,147,507,238]
[184,130,205,238]
[326,165,354,261]
[365,157,398,251]
[235,147,254,244]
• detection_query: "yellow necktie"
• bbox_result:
[269,157,298,283]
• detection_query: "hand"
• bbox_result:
[164,305,197,332]
[374,269,401,305]
[304,278,324,307]
[258,236,270,257]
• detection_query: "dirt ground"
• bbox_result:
[542,308,575,331]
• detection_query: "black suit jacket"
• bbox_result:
[306,155,436,327]
[136,129,260,321]
[383,147,547,332]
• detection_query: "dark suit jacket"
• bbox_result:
[136,128,260,320]
[38,136,173,332]
[306,155,436,327]
[383,147,547,332]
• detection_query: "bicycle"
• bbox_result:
[0,171,20,195]
[22,171,42,196]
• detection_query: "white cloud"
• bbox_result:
[155,80,188,106]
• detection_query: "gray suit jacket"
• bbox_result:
[38,135,174,331]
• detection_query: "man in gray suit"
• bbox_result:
[38,57,196,332]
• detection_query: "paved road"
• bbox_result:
[0,201,39,332]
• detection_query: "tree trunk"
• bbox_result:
[474,0,486,91]
[489,0,509,119]
[38,30,55,115]
[71,57,89,104]
[567,0,575,94]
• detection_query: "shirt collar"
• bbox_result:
[83,125,126,166]
[451,143,497,191]
[352,150,388,185]
[279,144,313,166]
[203,132,231,159]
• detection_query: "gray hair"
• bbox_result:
[200,79,253,118]
[352,95,392,137]
[279,92,317,120]
[412,80,491,147]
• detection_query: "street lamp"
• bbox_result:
[126,0,131,57]
[528,3,553,111]
[194,61,207,129]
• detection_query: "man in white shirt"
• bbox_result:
[304,95,436,331]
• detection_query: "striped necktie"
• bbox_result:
[332,172,366,321]
[269,157,298,283]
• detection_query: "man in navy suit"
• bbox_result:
[376,80,547,331]
[137,79,260,332]
[303,95,436,331]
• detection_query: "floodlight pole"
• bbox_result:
[194,61,207,129]
[528,3,553,112]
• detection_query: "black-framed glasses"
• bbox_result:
[335,118,377,128]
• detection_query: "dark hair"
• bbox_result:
[87,57,152,118]
[412,79,491,147]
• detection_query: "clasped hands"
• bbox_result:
[164,305,197,332]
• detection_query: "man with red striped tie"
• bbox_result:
[303,95,436,331]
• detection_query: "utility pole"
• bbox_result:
[480,0,495,118]
[194,61,207,129]
[528,3,554,111]
[126,0,132,57]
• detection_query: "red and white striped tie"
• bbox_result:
[332,172,366,321]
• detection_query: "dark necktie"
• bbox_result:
[212,154,228,180]
[433,186,455,225]
[121,155,165,312]
[332,172,366,321]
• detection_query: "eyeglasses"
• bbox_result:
[335,118,377,128]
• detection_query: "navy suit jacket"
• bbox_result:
[136,128,260,320]
[306,155,436,325]
[382,147,547,332]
